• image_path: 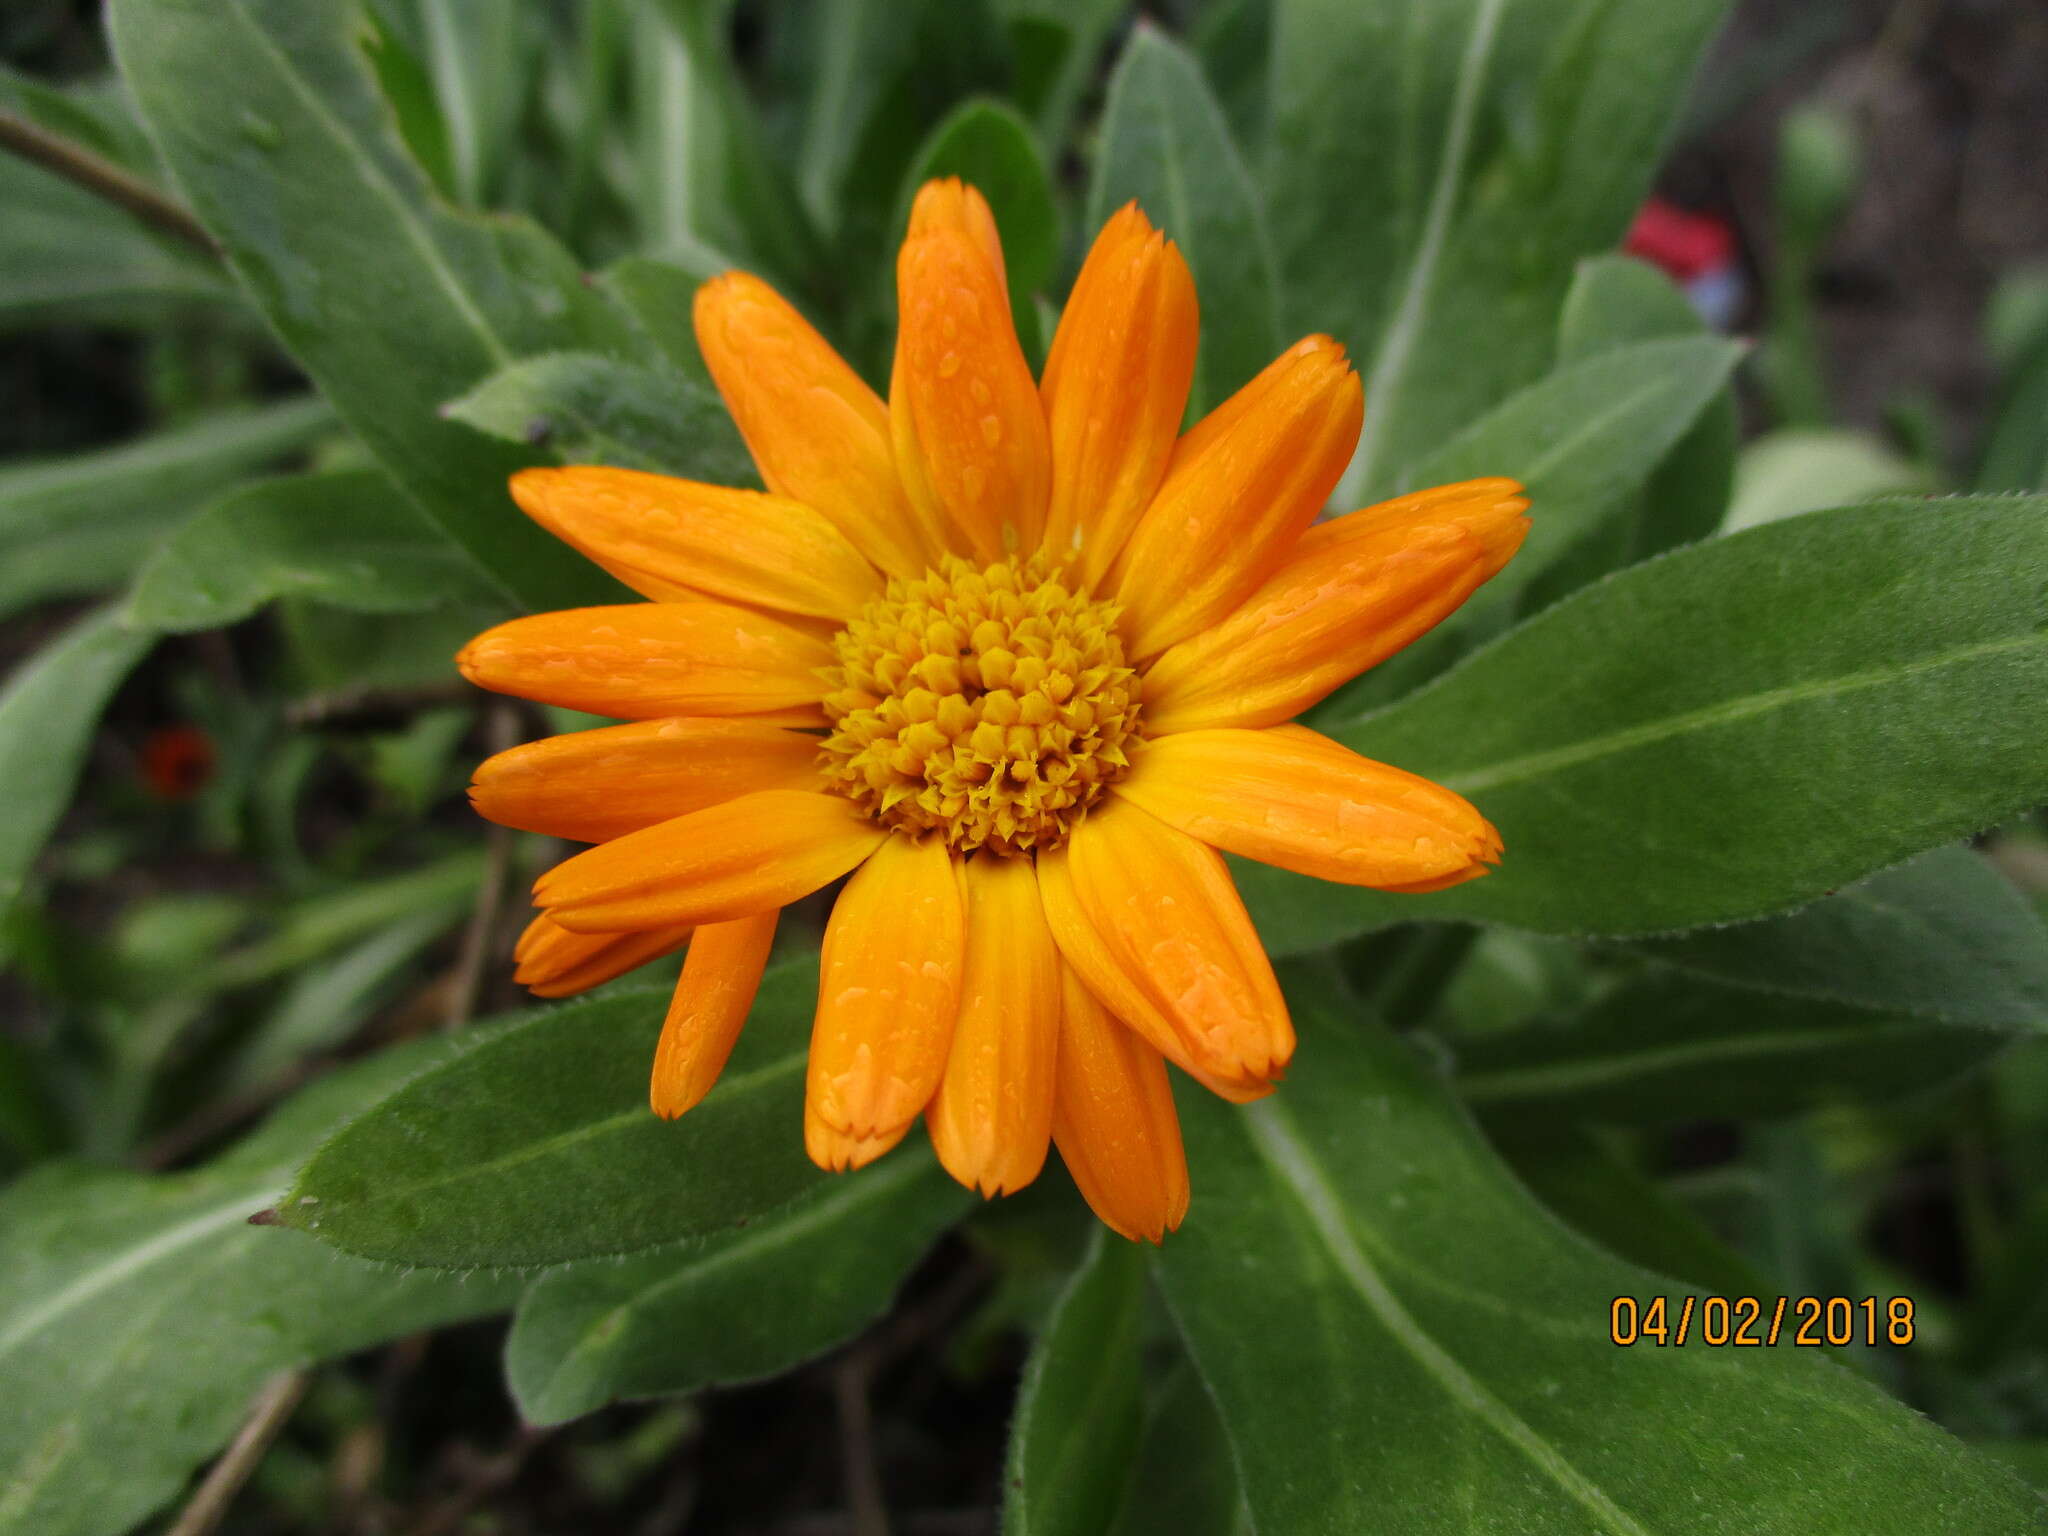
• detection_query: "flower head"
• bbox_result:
[459,179,1528,1241]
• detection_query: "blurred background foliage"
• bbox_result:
[3,0,2048,1532]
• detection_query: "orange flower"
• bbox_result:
[459,180,1528,1243]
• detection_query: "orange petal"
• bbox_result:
[650,909,780,1118]
[535,790,885,932]
[1113,336,1362,657]
[809,834,965,1140]
[1114,726,1501,888]
[1311,476,1530,580]
[470,718,820,843]
[1143,479,1529,733]
[508,466,882,622]
[512,911,693,998]
[694,271,932,578]
[926,854,1060,1197]
[805,1115,912,1173]
[1039,203,1198,589]
[1037,797,1292,1097]
[908,177,1007,288]
[457,603,830,723]
[892,212,1051,563]
[1052,965,1189,1243]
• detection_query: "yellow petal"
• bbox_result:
[1037,797,1292,1097]
[809,834,965,1139]
[650,909,780,1118]
[805,1115,912,1174]
[1039,203,1198,589]
[694,271,932,578]
[1114,336,1362,657]
[1052,966,1189,1243]
[456,603,830,723]
[536,790,885,932]
[508,466,882,622]
[512,911,693,998]
[1114,726,1501,888]
[470,717,819,843]
[1142,478,1530,732]
[927,854,1060,1196]
[892,203,1051,562]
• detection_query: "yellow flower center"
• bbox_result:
[818,555,1142,856]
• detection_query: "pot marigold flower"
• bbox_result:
[458,180,1527,1242]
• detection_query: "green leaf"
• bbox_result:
[600,254,720,385]
[1245,495,2048,946]
[901,98,1057,358]
[1088,24,1281,415]
[0,1038,516,1536]
[415,0,536,207]
[629,0,823,291]
[1627,846,2048,1027]
[1726,428,1929,532]
[1266,0,1732,505]
[1556,254,1737,559]
[1454,974,2009,1125]
[108,0,634,612]
[1154,966,2042,1532]
[0,397,334,623]
[1005,1232,1148,1536]
[0,150,229,329]
[280,963,836,1268]
[444,351,754,483]
[1408,336,1744,607]
[1101,1366,1247,1536]
[125,468,496,632]
[0,608,155,906]
[1497,1126,1767,1297]
[505,1147,969,1425]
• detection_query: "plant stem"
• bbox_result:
[0,108,221,258]
[163,1369,311,1536]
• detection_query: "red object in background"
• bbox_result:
[140,725,217,800]
[1625,197,1737,284]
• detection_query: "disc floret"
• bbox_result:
[819,555,1142,856]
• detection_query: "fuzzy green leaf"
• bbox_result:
[280,965,834,1268]
[1627,846,2048,1027]
[1266,0,1732,504]
[443,351,754,484]
[0,1039,516,1536]
[506,1148,969,1425]
[0,608,155,905]
[1005,1232,1149,1536]
[107,0,635,612]
[1154,967,2043,1532]
[0,398,334,622]
[1454,976,2009,1125]
[125,468,495,631]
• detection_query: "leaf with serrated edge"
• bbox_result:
[1154,965,2043,1532]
